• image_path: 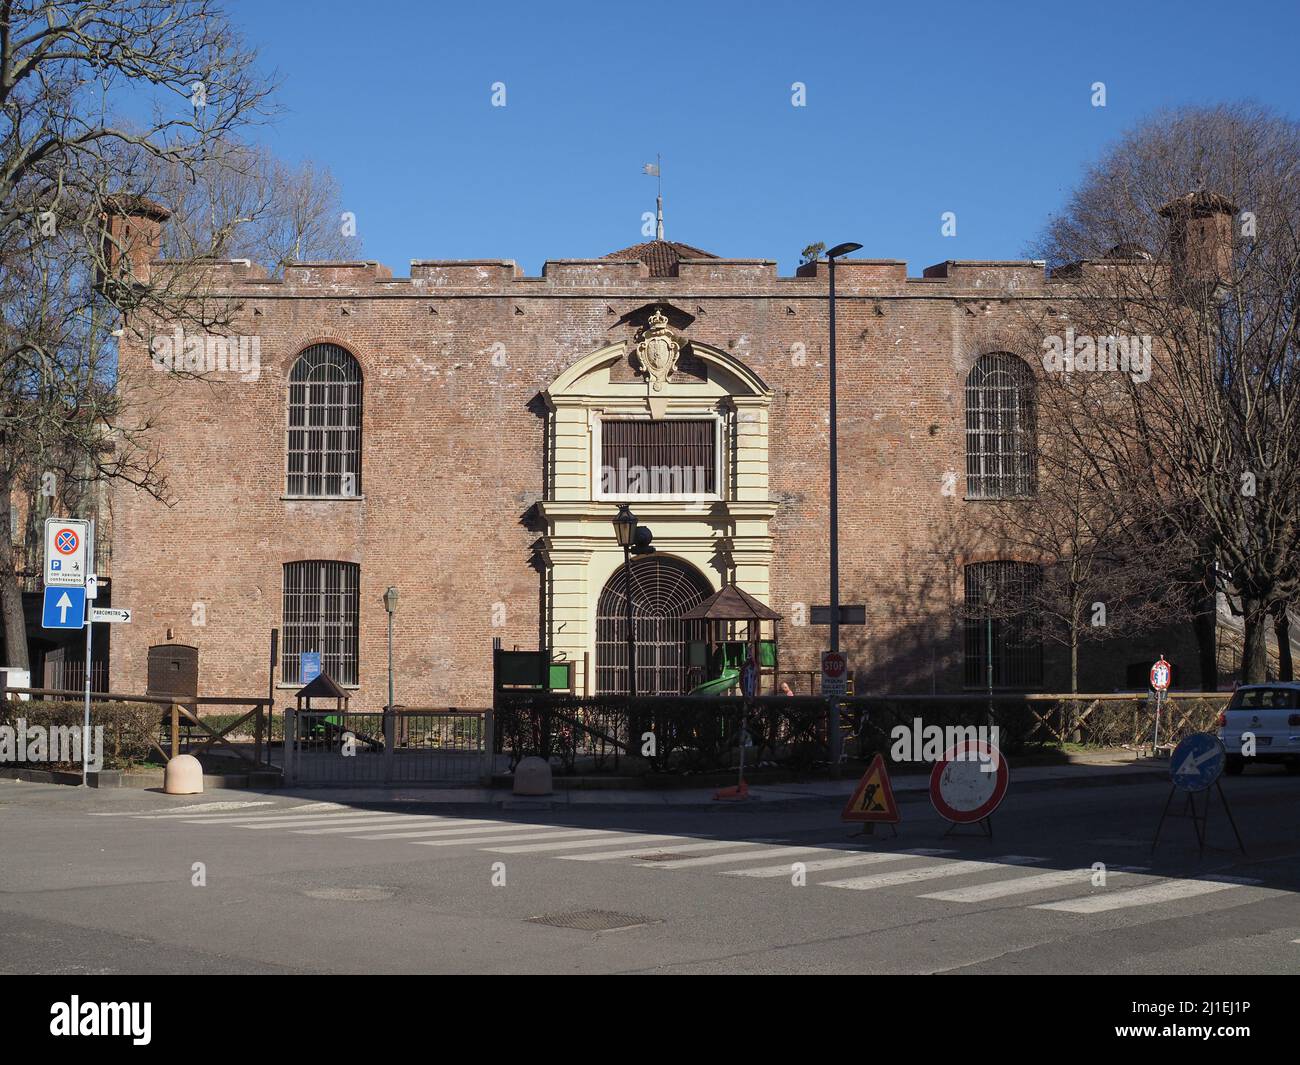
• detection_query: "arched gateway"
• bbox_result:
[537,304,778,697]
[595,556,713,695]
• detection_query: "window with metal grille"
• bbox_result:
[965,353,1036,499]
[963,561,1043,688]
[281,561,360,686]
[287,344,362,497]
[599,419,716,496]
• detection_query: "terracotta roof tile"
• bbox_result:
[602,239,719,277]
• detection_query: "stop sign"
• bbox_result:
[822,652,845,679]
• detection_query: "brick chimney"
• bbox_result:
[97,194,170,291]
[1157,189,1236,290]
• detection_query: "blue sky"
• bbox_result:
[226,0,1300,277]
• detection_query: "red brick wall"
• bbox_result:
[107,255,1203,706]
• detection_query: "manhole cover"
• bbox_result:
[528,909,653,932]
[631,853,681,862]
[303,886,394,901]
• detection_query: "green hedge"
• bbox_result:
[0,699,162,769]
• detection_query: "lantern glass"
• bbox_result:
[612,504,637,548]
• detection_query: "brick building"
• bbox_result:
[103,217,1210,707]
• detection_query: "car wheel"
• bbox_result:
[1225,754,1245,776]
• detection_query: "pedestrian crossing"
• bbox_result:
[103,801,1273,923]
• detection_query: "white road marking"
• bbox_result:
[822,855,1046,891]
[413,829,610,848]
[921,866,1148,903]
[157,809,383,825]
[724,848,955,878]
[224,812,432,829]
[349,821,528,840]
[1032,875,1263,913]
[485,834,680,854]
[292,816,460,835]
[92,801,277,816]
[641,845,825,870]
[134,803,349,820]
[556,840,775,862]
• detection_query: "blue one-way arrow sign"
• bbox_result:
[41,585,86,629]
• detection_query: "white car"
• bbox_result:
[1217,683,1300,775]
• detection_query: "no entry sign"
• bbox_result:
[929,740,1009,824]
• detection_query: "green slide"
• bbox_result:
[690,666,741,696]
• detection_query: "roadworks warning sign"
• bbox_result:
[841,753,900,823]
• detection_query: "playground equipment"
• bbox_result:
[493,647,573,695]
[294,671,381,747]
[681,584,782,696]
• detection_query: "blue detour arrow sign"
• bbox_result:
[41,585,86,629]
[1170,733,1226,793]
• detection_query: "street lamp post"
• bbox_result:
[983,580,998,725]
[383,586,398,710]
[612,505,639,699]
[825,241,861,766]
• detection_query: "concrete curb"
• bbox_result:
[0,766,283,790]
[3,760,1166,809]
[268,762,1170,813]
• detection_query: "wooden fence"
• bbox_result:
[0,685,275,767]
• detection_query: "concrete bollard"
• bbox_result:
[513,756,553,796]
[164,754,204,795]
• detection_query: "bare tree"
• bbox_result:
[1029,103,1300,685]
[156,142,355,272]
[0,1,275,670]
[980,374,1199,694]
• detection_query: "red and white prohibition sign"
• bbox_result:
[929,739,1009,824]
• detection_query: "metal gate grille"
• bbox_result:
[596,557,712,695]
[283,709,488,784]
[282,561,360,685]
[287,343,362,497]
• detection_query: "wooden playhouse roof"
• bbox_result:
[681,584,782,622]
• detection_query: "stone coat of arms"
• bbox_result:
[633,307,683,392]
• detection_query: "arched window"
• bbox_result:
[963,561,1043,689]
[965,353,1036,499]
[282,561,360,686]
[287,344,362,497]
[596,556,713,695]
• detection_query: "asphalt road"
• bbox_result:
[1,769,1297,974]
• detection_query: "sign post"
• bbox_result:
[42,518,94,785]
[1151,733,1244,855]
[820,652,848,770]
[1149,655,1171,755]
[81,523,93,786]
